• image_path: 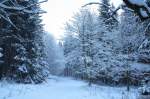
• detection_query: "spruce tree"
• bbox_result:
[0,0,47,83]
[99,0,110,20]
[99,0,117,30]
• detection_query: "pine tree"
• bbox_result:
[0,0,48,83]
[99,0,118,30]
[99,0,110,19]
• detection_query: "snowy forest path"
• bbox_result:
[1,76,137,99]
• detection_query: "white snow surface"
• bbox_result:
[0,76,138,99]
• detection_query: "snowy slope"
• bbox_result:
[0,76,138,99]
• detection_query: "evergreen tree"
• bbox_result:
[0,0,48,83]
[63,9,98,83]
[63,0,150,86]
[99,0,110,20]
[99,0,117,30]
[119,9,145,54]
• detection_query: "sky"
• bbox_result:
[41,0,122,39]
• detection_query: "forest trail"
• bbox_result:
[0,76,137,99]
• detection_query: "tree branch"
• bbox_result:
[123,0,150,20]
[83,0,150,20]
[0,0,47,29]
[82,2,119,22]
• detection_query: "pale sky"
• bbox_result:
[41,0,122,39]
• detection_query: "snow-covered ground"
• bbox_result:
[0,76,138,99]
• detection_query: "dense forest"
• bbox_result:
[0,0,149,99]
[63,0,150,96]
[63,0,150,86]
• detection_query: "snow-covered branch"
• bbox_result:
[82,2,121,22]
[0,0,47,29]
[83,0,150,20]
[0,0,47,13]
[123,0,150,20]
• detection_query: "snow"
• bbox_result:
[18,64,28,73]
[0,48,3,58]
[83,56,92,63]
[131,62,150,72]
[0,53,3,58]
[128,0,145,6]
[140,8,149,18]
[128,0,150,18]
[0,76,138,99]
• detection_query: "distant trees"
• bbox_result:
[44,33,65,75]
[0,0,48,83]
